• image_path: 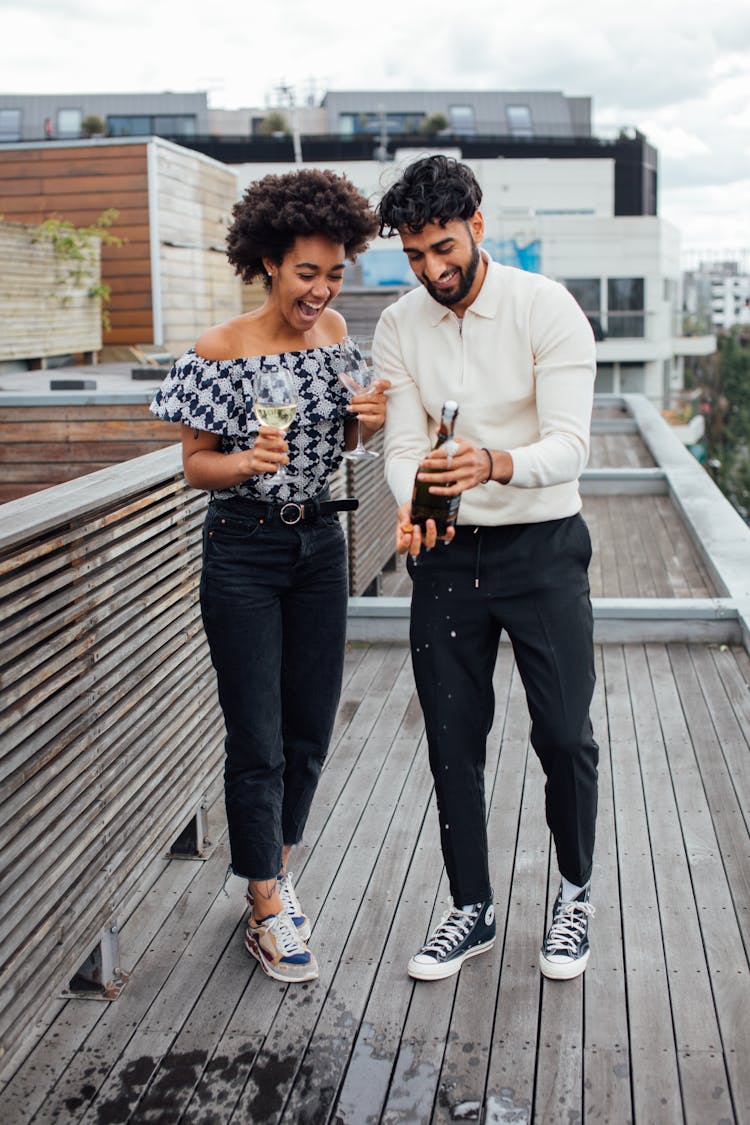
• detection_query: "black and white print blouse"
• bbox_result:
[150,339,366,502]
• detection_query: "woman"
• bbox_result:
[151,169,386,983]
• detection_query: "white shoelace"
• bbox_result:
[278,872,302,916]
[264,909,307,957]
[545,900,595,955]
[421,906,478,956]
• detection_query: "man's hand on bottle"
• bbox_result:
[415,440,511,492]
[396,501,455,555]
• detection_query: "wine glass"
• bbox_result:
[253,364,298,481]
[338,342,379,462]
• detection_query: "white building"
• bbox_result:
[684,261,750,331]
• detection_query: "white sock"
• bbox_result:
[460,901,482,913]
[561,877,590,902]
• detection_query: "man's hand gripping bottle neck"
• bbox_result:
[410,401,461,541]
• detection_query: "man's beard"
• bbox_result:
[424,240,481,307]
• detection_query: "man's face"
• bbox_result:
[399,214,485,315]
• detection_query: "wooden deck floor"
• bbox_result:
[3,638,748,1124]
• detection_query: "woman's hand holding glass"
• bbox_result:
[252,365,298,481]
[339,344,391,461]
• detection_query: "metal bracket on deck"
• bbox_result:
[168,795,213,860]
[62,922,129,1001]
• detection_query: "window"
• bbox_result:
[107,115,151,136]
[607,277,645,337]
[0,108,21,141]
[506,105,533,137]
[563,278,604,339]
[448,105,475,136]
[57,108,82,137]
[153,115,196,137]
[620,363,646,392]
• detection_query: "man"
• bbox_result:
[372,155,598,983]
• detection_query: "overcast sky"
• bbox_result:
[2,0,749,262]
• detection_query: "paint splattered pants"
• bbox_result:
[407,514,598,907]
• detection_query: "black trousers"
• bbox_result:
[407,514,598,907]
[200,498,349,881]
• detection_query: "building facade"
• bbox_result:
[0,92,210,143]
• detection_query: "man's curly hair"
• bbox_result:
[227,169,379,287]
[377,155,483,236]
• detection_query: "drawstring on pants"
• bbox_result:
[473,527,483,588]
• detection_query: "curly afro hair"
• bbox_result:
[227,168,379,287]
[377,154,482,236]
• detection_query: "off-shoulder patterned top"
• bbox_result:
[150,339,366,502]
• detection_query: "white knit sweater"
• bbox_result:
[373,253,597,527]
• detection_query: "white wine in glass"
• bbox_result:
[253,365,298,481]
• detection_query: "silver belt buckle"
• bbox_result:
[280,502,303,525]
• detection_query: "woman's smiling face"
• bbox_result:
[266,234,346,332]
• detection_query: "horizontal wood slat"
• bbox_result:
[0,462,223,1065]
[0,405,178,502]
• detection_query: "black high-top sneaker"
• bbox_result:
[539,884,595,980]
[408,899,496,981]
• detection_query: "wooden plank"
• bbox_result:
[626,645,735,1121]
[0,419,175,442]
[647,644,750,1121]
[604,645,684,1123]
[0,440,175,465]
[582,647,632,1123]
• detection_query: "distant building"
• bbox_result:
[684,261,750,332]
[0,91,210,142]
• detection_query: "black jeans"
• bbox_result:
[407,514,599,907]
[200,498,349,880]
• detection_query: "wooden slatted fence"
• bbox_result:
[0,449,224,1066]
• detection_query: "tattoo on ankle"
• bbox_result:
[254,880,277,904]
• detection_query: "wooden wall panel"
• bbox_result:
[0,221,102,362]
[154,144,241,353]
[0,402,179,502]
[0,144,153,348]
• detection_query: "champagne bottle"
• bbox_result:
[410,400,461,539]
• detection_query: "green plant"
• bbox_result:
[420,113,449,136]
[257,110,289,136]
[81,114,106,138]
[32,209,122,329]
[691,326,750,519]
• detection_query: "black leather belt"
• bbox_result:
[213,495,359,526]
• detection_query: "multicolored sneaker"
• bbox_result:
[245,909,319,983]
[408,900,496,981]
[539,884,595,980]
[246,871,311,942]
